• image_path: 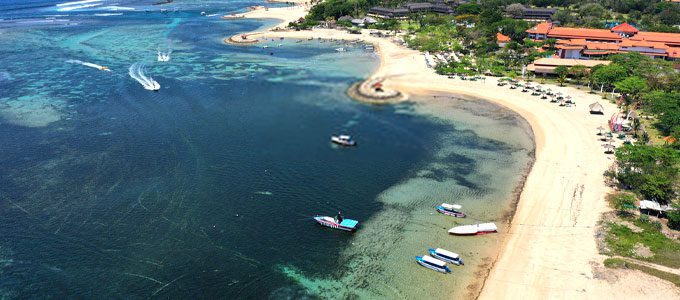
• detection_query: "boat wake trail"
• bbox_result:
[66,59,111,71]
[128,62,160,91]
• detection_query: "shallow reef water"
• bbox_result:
[0,1,533,299]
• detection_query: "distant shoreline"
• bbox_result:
[223,2,629,299]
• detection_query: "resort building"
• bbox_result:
[526,58,610,75]
[528,22,680,60]
[367,7,410,19]
[369,1,456,19]
[496,32,511,47]
[509,5,557,21]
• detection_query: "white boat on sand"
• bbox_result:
[448,222,497,235]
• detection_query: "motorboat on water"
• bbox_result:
[429,248,463,265]
[98,66,110,71]
[335,47,347,52]
[416,255,451,273]
[313,213,358,232]
[331,135,356,147]
[157,51,171,62]
[435,203,466,218]
[448,223,497,235]
[143,80,160,91]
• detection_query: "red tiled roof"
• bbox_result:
[547,27,621,41]
[583,50,618,55]
[586,43,620,50]
[496,32,511,42]
[619,39,669,49]
[668,47,680,58]
[527,22,552,35]
[556,38,587,46]
[556,45,585,50]
[611,22,638,34]
[631,32,680,46]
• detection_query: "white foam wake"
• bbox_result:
[66,59,111,71]
[56,0,102,7]
[93,13,123,16]
[56,0,103,12]
[128,62,160,91]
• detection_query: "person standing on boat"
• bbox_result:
[336,211,343,223]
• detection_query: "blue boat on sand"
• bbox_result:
[416,255,451,273]
[435,203,466,218]
[429,248,464,266]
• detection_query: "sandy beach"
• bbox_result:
[224,4,680,299]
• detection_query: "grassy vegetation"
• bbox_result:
[605,218,680,268]
[603,258,680,288]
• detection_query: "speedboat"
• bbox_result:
[429,248,463,265]
[416,255,451,273]
[331,135,356,146]
[335,47,347,52]
[448,223,497,235]
[313,215,359,232]
[143,80,160,91]
[435,203,465,218]
[99,66,110,71]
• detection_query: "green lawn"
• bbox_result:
[605,218,680,268]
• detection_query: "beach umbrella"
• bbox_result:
[603,144,615,154]
[597,126,605,135]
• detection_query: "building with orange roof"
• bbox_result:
[667,47,680,59]
[527,22,680,60]
[526,22,553,39]
[611,22,639,37]
[496,32,511,47]
[630,31,680,47]
[547,27,622,41]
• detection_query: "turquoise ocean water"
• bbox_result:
[0,1,534,298]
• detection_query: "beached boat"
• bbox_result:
[331,135,356,146]
[435,203,465,218]
[313,215,359,232]
[448,223,497,235]
[416,255,451,273]
[429,248,463,265]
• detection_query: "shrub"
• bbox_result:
[611,192,637,216]
[667,204,680,230]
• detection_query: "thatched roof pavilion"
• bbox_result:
[589,102,604,114]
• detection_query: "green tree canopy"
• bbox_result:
[615,76,648,104]
[555,65,569,86]
[614,144,680,203]
[592,64,627,90]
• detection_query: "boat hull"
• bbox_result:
[313,216,357,232]
[436,206,465,218]
[415,256,450,273]
[331,139,356,147]
[428,249,463,265]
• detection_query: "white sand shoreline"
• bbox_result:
[223,3,680,299]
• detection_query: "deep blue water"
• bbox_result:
[0,1,534,299]
[0,1,450,298]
